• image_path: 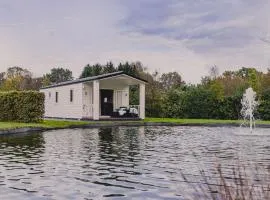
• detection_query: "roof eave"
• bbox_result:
[40,71,147,90]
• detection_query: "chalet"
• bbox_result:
[40,71,146,120]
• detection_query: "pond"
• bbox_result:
[0,126,270,199]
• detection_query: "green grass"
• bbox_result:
[0,120,89,130]
[144,118,270,125]
[0,118,270,131]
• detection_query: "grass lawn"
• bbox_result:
[0,118,270,131]
[144,118,270,125]
[0,120,89,130]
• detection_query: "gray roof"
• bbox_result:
[40,71,147,89]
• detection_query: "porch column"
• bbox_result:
[93,80,100,120]
[139,83,145,119]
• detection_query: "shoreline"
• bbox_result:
[1,120,270,135]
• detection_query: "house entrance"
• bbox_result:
[100,89,113,116]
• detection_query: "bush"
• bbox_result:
[0,91,44,122]
[211,95,242,120]
[161,86,270,120]
[258,89,270,120]
[162,89,186,118]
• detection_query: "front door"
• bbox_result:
[100,89,113,116]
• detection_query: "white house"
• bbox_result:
[40,71,147,120]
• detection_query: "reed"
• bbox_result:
[183,163,270,200]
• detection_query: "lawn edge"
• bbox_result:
[1,119,270,135]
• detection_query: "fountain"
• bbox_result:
[240,87,259,133]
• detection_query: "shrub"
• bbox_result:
[0,91,44,122]
[258,89,270,120]
[161,86,270,120]
[162,89,187,118]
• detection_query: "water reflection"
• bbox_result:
[0,126,270,199]
[98,127,141,163]
[0,132,45,197]
[0,132,45,156]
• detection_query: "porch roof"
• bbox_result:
[40,71,147,89]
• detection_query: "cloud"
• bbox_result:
[118,0,270,79]
[120,0,269,50]
[0,0,270,83]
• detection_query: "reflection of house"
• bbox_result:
[40,71,147,120]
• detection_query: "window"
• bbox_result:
[70,89,73,102]
[48,92,51,98]
[55,92,58,103]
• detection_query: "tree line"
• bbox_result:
[0,63,269,120]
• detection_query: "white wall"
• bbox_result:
[40,79,138,119]
[41,83,83,119]
[82,83,93,118]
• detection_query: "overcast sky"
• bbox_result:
[1,0,270,83]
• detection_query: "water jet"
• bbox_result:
[240,87,259,133]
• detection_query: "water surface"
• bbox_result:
[0,126,269,199]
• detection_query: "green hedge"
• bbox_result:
[161,87,270,120]
[0,91,44,122]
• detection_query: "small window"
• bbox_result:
[70,89,73,102]
[55,92,58,103]
[48,92,51,98]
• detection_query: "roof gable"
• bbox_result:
[40,71,147,89]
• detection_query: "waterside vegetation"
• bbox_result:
[1,64,270,121]
[144,118,270,125]
[0,120,89,130]
[1,118,270,131]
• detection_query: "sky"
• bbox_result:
[0,0,270,83]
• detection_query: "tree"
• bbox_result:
[117,62,140,77]
[118,62,133,75]
[209,65,219,79]
[41,75,51,87]
[258,88,270,120]
[103,62,116,74]
[159,72,185,90]
[0,72,5,87]
[43,67,73,85]
[235,67,250,78]
[145,71,164,117]
[163,88,187,118]
[30,77,43,90]
[80,64,104,78]
[80,64,94,78]
[92,64,103,76]
[209,80,224,100]
[261,70,270,92]
[247,68,260,92]
[0,66,33,91]
[6,66,32,79]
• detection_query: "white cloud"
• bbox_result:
[0,0,270,84]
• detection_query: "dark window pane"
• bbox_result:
[56,92,58,103]
[70,90,73,102]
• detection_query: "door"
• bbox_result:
[100,89,113,116]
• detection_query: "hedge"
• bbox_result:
[0,91,44,122]
[161,87,270,120]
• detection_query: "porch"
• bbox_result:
[81,74,145,120]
